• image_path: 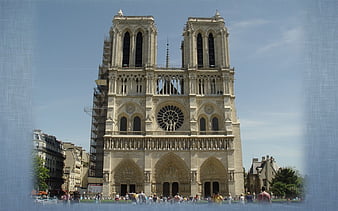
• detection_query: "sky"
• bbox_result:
[32,0,306,173]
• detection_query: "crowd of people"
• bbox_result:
[85,187,271,205]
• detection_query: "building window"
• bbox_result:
[157,105,184,131]
[120,117,127,132]
[133,116,141,131]
[212,117,219,131]
[208,33,215,67]
[122,32,130,67]
[200,117,206,134]
[197,33,203,68]
[135,32,143,67]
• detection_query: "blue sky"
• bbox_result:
[33,0,305,173]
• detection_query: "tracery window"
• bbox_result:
[197,33,203,68]
[122,32,130,67]
[157,105,184,131]
[208,33,215,67]
[135,32,143,67]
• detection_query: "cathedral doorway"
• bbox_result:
[213,181,219,194]
[200,157,228,197]
[172,182,179,196]
[155,153,190,197]
[130,184,136,193]
[113,159,144,196]
[204,182,211,197]
[121,184,127,196]
[163,182,170,197]
[162,182,179,197]
[120,184,136,196]
[204,181,220,197]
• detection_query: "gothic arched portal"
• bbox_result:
[113,159,144,196]
[200,157,228,197]
[154,153,190,197]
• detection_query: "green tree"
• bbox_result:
[270,167,304,199]
[32,155,50,191]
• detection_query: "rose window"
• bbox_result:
[157,105,184,131]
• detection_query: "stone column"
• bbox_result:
[102,171,110,197]
[225,31,230,68]
[220,29,227,68]
[190,170,199,197]
[144,171,151,195]
[130,32,135,67]
[203,33,208,68]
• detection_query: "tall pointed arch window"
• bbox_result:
[133,116,141,132]
[197,33,203,68]
[122,32,130,67]
[208,33,215,67]
[200,117,206,135]
[212,117,219,131]
[135,32,143,67]
[120,117,127,134]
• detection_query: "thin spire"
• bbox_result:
[166,38,170,68]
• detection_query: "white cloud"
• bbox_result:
[255,26,303,54]
[230,19,270,30]
[240,111,303,141]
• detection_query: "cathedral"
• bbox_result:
[89,10,244,198]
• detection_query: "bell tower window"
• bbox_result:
[135,32,143,67]
[208,33,215,67]
[122,32,130,67]
[197,33,203,68]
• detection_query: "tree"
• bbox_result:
[32,155,50,191]
[270,167,304,199]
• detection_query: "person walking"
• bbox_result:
[245,192,253,203]
[227,193,232,204]
[257,187,271,203]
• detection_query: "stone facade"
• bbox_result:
[33,129,65,194]
[62,142,90,193]
[246,155,280,195]
[91,10,244,198]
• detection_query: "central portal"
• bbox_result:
[155,153,191,197]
